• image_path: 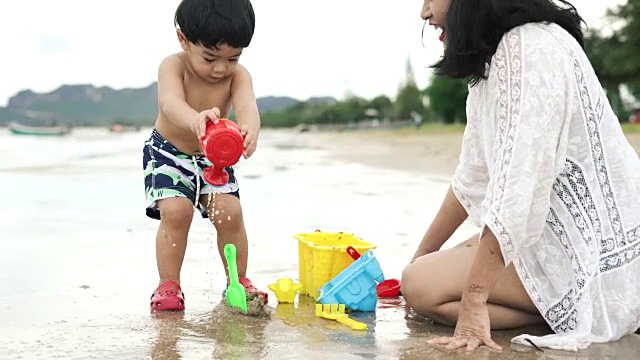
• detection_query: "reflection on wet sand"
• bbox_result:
[397,307,640,360]
[143,295,582,359]
[274,295,373,344]
[151,312,184,359]
[151,300,271,359]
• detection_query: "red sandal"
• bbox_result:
[150,280,185,311]
[239,277,268,304]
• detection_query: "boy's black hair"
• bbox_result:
[174,0,255,49]
[433,0,585,86]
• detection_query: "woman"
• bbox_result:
[401,0,640,352]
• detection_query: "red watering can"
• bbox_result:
[199,119,244,186]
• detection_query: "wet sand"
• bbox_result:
[1,127,638,359]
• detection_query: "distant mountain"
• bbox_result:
[255,96,299,113]
[2,83,159,126]
[0,83,335,127]
[305,96,339,106]
[0,107,35,125]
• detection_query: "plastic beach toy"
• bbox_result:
[224,244,248,313]
[376,278,401,297]
[199,119,244,186]
[295,231,376,299]
[315,303,367,331]
[346,246,401,298]
[346,246,362,261]
[318,250,384,311]
[267,278,303,303]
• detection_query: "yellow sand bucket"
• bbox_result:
[294,231,376,299]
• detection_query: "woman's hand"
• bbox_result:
[427,299,502,352]
[427,228,506,352]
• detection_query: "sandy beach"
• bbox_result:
[302,125,640,178]
[1,126,639,359]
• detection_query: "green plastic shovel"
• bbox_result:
[224,244,248,313]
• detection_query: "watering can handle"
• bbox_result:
[346,246,361,261]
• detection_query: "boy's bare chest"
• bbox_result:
[183,77,232,115]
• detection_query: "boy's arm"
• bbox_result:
[157,56,199,131]
[231,65,261,137]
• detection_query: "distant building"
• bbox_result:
[629,108,640,124]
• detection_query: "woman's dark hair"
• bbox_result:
[433,0,585,86]
[175,0,255,49]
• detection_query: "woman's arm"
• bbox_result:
[427,227,505,352]
[462,228,505,305]
[412,185,468,260]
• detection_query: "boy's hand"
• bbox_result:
[240,124,259,159]
[190,107,221,139]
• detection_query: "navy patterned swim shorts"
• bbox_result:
[142,129,240,220]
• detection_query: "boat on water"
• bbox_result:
[109,123,142,133]
[8,121,72,136]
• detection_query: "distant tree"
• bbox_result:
[367,95,394,119]
[329,96,368,123]
[395,83,425,120]
[260,110,300,128]
[424,76,468,124]
[585,0,640,119]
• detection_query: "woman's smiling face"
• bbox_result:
[421,0,450,45]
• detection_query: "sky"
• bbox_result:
[0,0,627,106]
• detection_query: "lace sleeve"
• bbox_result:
[482,25,572,265]
[452,94,489,227]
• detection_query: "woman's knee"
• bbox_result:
[401,249,477,320]
[402,262,456,325]
[401,259,441,312]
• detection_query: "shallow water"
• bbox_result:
[0,128,637,359]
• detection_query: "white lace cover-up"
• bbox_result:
[452,23,640,351]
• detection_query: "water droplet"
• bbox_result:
[227,216,231,221]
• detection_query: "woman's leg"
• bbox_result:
[401,234,546,330]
